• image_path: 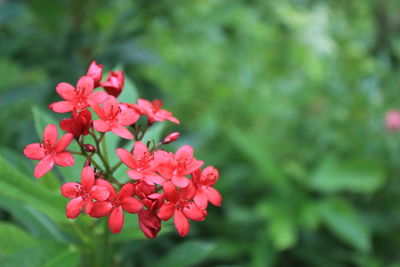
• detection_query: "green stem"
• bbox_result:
[101,219,110,267]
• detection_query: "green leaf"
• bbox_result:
[309,156,385,194]
[153,241,214,267]
[319,198,371,252]
[268,216,297,250]
[0,222,38,256]
[0,196,66,241]
[0,241,79,267]
[0,155,66,222]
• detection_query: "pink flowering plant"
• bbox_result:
[23,62,222,264]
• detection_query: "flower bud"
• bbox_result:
[162,132,180,144]
[101,70,124,97]
[85,144,96,152]
[84,159,91,167]
[87,61,103,87]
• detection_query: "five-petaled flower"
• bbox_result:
[90,181,143,233]
[116,141,164,185]
[157,181,206,237]
[91,96,140,139]
[49,75,108,113]
[192,166,222,209]
[154,145,204,188]
[61,166,110,219]
[23,124,74,178]
[133,99,180,125]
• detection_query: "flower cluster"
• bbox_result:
[24,62,222,238]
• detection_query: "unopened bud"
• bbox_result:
[162,132,180,144]
[85,144,96,152]
[84,159,91,167]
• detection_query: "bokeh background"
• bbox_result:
[2,0,400,266]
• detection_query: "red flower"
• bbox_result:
[154,145,204,188]
[60,109,92,139]
[134,99,180,124]
[192,166,222,209]
[90,182,143,233]
[138,209,162,239]
[61,166,110,219]
[91,96,140,139]
[101,70,124,97]
[23,124,74,178]
[87,61,103,87]
[116,141,164,185]
[49,76,108,113]
[157,181,206,237]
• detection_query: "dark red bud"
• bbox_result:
[85,144,96,152]
[162,132,180,144]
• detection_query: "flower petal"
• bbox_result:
[81,166,95,190]
[87,91,108,104]
[175,145,194,161]
[206,187,222,206]
[163,181,179,202]
[61,182,81,198]
[127,169,142,180]
[23,143,45,160]
[108,206,124,233]
[133,141,148,161]
[193,189,208,210]
[90,186,110,201]
[117,108,139,126]
[182,202,206,221]
[55,133,74,152]
[138,209,161,239]
[174,209,190,237]
[111,126,133,140]
[157,202,175,221]
[144,173,165,185]
[95,179,116,197]
[121,196,143,213]
[116,148,136,169]
[90,201,113,218]
[85,198,94,214]
[49,101,74,113]
[93,120,110,132]
[56,82,76,101]
[172,175,190,188]
[54,152,74,167]
[66,197,84,219]
[43,124,58,145]
[34,156,55,178]
[77,75,94,96]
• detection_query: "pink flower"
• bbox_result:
[23,124,74,178]
[101,70,124,97]
[134,99,180,124]
[49,76,108,113]
[386,110,400,131]
[192,166,222,209]
[87,61,103,87]
[60,109,92,139]
[90,182,143,233]
[91,96,140,139]
[154,145,204,188]
[116,141,164,185]
[61,166,110,219]
[157,181,206,237]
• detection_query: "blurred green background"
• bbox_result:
[2,0,400,266]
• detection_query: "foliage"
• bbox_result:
[2,0,400,266]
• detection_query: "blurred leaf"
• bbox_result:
[0,241,79,267]
[32,105,57,139]
[0,196,66,241]
[268,216,297,250]
[0,155,66,222]
[0,222,38,256]
[309,156,385,194]
[153,241,214,267]
[319,198,371,252]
